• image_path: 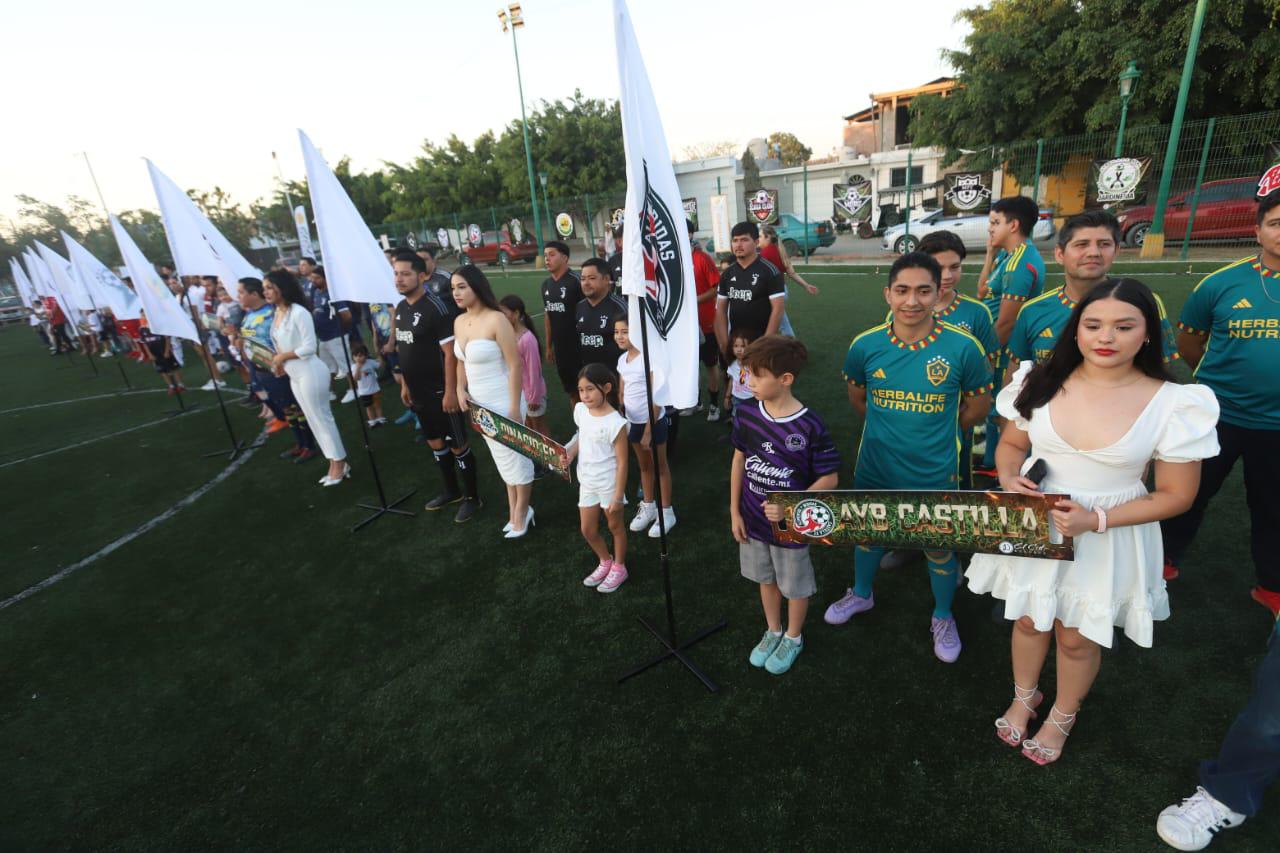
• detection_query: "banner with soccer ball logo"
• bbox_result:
[1087,156,1153,208]
[555,212,574,238]
[942,172,993,217]
[744,188,779,225]
[833,175,873,226]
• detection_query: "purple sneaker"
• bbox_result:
[931,616,962,663]
[823,588,874,625]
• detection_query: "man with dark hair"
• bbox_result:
[1009,210,1177,370]
[973,194,1045,475]
[540,240,583,404]
[829,252,993,663]
[607,226,624,291]
[298,257,317,279]
[689,218,724,420]
[576,257,627,369]
[415,245,452,300]
[392,253,480,522]
[1162,189,1280,613]
[714,221,785,358]
[306,265,356,402]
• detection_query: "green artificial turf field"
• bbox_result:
[1,261,1276,851]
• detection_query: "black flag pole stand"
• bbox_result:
[617,303,726,692]
[185,306,252,459]
[337,331,415,533]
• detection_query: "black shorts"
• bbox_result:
[699,331,721,367]
[410,383,468,445]
[554,353,582,395]
[152,355,179,373]
[359,392,380,408]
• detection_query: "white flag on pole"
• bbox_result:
[62,230,142,320]
[10,258,35,308]
[109,215,200,342]
[294,205,316,260]
[298,129,398,305]
[22,250,53,299]
[612,0,700,409]
[35,241,89,314]
[146,159,262,285]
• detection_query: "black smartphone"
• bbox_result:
[1025,458,1048,486]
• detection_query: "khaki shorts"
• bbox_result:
[740,539,816,600]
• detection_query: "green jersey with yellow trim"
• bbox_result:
[843,321,993,489]
[1010,285,1180,365]
[1179,255,1280,429]
[884,293,998,361]
[983,241,1046,318]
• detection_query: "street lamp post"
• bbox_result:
[1114,60,1142,158]
[498,4,545,258]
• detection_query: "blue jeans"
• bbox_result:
[1200,629,1280,816]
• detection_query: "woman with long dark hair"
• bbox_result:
[452,265,535,537]
[265,269,349,486]
[966,278,1220,765]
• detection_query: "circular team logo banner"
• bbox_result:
[791,498,838,538]
[509,219,525,243]
[467,224,482,247]
[555,212,573,237]
[609,207,626,232]
[1088,155,1152,207]
[833,175,873,224]
[476,408,498,438]
[943,172,993,216]
[436,227,450,249]
[405,231,418,249]
[745,188,778,224]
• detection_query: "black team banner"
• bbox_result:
[1087,156,1154,207]
[943,172,994,216]
[744,188,779,224]
[767,489,1074,559]
[682,197,698,230]
[833,175,873,225]
[468,404,571,481]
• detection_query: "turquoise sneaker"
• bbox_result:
[748,631,783,668]
[765,635,803,675]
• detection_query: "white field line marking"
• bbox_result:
[0,389,167,415]
[0,408,209,470]
[0,429,266,612]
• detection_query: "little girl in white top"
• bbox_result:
[724,329,758,423]
[614,317,677,540]
[569,363,630,594]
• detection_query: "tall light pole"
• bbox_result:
[498,4,544,258]
[1114,60,1142,158]
[539,172,551,237]
[1142,0,1209,258]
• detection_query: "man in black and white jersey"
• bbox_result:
[714,221,785,357]
[540,240,584,404]
[392,250,481,522]
[576,257,627,369]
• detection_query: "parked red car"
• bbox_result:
[457,229,539,266]
[1118,177,1259,247]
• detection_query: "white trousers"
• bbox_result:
[286,355,346,461]
[317,336,348,377]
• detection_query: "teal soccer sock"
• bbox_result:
[927,553,960,619]
[853,545,884,599]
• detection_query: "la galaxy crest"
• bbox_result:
[926,355,951,387]
[639,160,685,337]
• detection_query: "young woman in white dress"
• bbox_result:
[265,269,349,486]
[451,265,535,538]
[966,278,1220,765]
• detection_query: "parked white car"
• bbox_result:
[882,208,1057,255]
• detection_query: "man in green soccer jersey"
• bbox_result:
[1008,210,1178,375]
[975,195,1046,475]
[1162,187,1280,616]
[827,252,993,662]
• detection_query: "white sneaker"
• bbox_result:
[328,392,337,401]
[200,380,215,391]
[341,389,356,404]
[648,507,676,538]
[629,501,658,532]
[1156,787,1246,851]
[706,404,721,423]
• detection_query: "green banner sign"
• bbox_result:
[766,489,1074,559]
[469,404,571,481]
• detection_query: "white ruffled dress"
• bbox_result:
[965,362,1220,648]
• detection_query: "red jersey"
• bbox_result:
[45,297,65,325]
[692,247,720,333]
[759,243,785,272]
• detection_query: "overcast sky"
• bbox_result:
[0,0,970,225]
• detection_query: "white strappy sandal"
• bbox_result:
[994,683,1043,747]
[1022,706,1077,765]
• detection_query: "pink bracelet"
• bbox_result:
[1094,505,1108,534]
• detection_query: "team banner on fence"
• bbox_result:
[1087,155,1154,207]
[833,175,873,225]
[744,188,779,224]
[767,489,1074,559]
[555,212,574,237]
[682,197,698,230]
[943,172,994,216]
[468,404,571,481]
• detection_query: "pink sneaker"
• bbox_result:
[583,560,612,587]
[598,562,629,593]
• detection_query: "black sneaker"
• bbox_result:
[454,498,482,523]
[424,491,463,511]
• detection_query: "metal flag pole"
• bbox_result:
[617,299,726,692]
[336,330,416,533]
[185,301,252,459]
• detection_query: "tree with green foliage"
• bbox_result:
[911,0,1280,151]
[741,148,761,190]
[766,132,812,167]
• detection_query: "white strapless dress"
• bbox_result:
[965,362,1221,648]
[457,339,533,486]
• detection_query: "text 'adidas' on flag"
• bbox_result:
[612,0,699,410]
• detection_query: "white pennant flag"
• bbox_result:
[109,215,199,342]
[34,241,90,314]
[62,230,142,320]
[10,258,36,308]
[612,0,700,409]
[23,250,53,299]
[298,129,398,305]
[146,159,261,285]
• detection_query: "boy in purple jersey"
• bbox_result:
[730,336,841,675]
